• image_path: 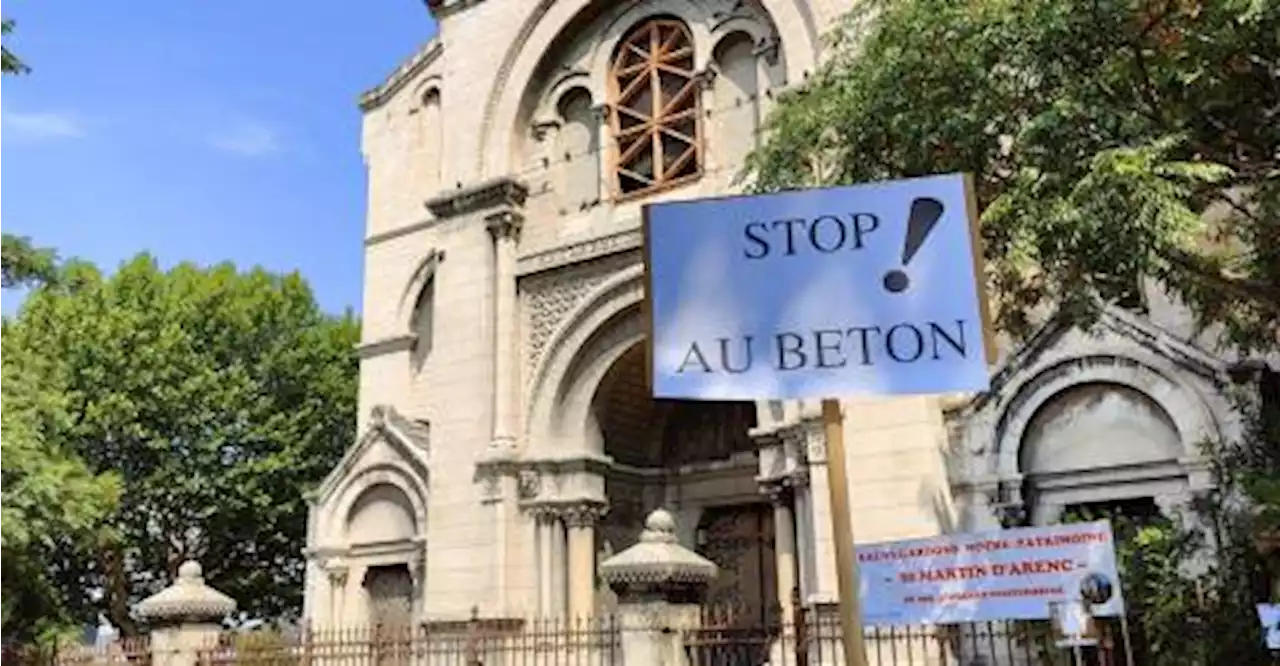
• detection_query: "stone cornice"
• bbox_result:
[359,39,444,111]
[517,227,642,276]
[355,333,417,360]
[425,0,486,19]
[477,453,615,477]
[425,177,529,219]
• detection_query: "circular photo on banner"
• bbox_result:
[1078,572,1115,606]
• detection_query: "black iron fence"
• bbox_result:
[11,608,1143,666]
[685,605,1137,666]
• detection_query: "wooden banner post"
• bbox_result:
[822,397,869,666]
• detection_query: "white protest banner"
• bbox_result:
[643,173,993,400]
[1258,603,1280,650]
[856,521,1125,626]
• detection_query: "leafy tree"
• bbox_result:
[748,0,1279,352]
[2,18,30,75]
[3,256,360,635]
[0,19,56,293]
[749,1,1278,661]
[3,234,60,289]
[2,320,121,643]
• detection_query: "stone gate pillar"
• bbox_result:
[135,561,237,666]
[599,509,718,666]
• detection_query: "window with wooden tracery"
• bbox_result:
[610,18,701,198]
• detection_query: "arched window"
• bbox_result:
[609,18,701,198]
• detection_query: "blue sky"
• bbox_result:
[2,0,435,316]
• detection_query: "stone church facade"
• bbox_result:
[301,0,1250,630]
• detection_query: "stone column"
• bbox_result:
[565,502,605,619]
[484,210,522,614]
[135,562,237,666]
[600,509,719,666]
[485,209,522,452]
[766,485,799,626]
[535,509,555,616]
[791,418,838,604]
[551,513,568,617]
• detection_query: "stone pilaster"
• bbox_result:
[564,501,608,619]
[486,209,523,453]
[762,483,799,626]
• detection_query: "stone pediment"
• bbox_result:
[958,302,1230,420]
[947,301,1237,498]
[310,405,431,510]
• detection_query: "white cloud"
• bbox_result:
[206,119,281,157]
[2,108,86,140]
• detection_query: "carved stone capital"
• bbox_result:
[325,559,350,587]
[759,482,793,506]
[563,501,608,529]
[696,67,718,91]
[776,417,826,463]
[753,36,781,65]
[590,103,611,123]
[485,209,524,242]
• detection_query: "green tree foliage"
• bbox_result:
[2,323,122,643]
[749,0,1279,353]
[2,256,360,635]
[2,18,30,75]
[751,1,1279,660]
[0,19,54,293]
[2,234,61,289]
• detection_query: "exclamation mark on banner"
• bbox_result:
[882,197,944,294]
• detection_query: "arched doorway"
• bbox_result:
[591,343,774,622]
[1019,381,1189,525]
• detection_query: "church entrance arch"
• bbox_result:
[588,341,774,618]
[525,263,783,618]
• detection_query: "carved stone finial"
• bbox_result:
[599,509,717,598]
[135,561,237,625]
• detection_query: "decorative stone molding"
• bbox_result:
[355,334,417,360]
[563,501,609,529]
[696,67,718,91]
[599,509,718,591]
[359,40,444,112]
[517,469,541,500]
[424,177,529,219]
[485,209,524,242]
[530,119,560,142]
[775,417,825,463]
[760,482,793,506]
[370,405,431,453]
[753,36,782,66]
[521,251,641,381]
[517,228,642,276]
[135,561,236,625]
[324,558,350,586]
[397,248,446,326]
[425,0,485,19]
[590,103,611,123]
